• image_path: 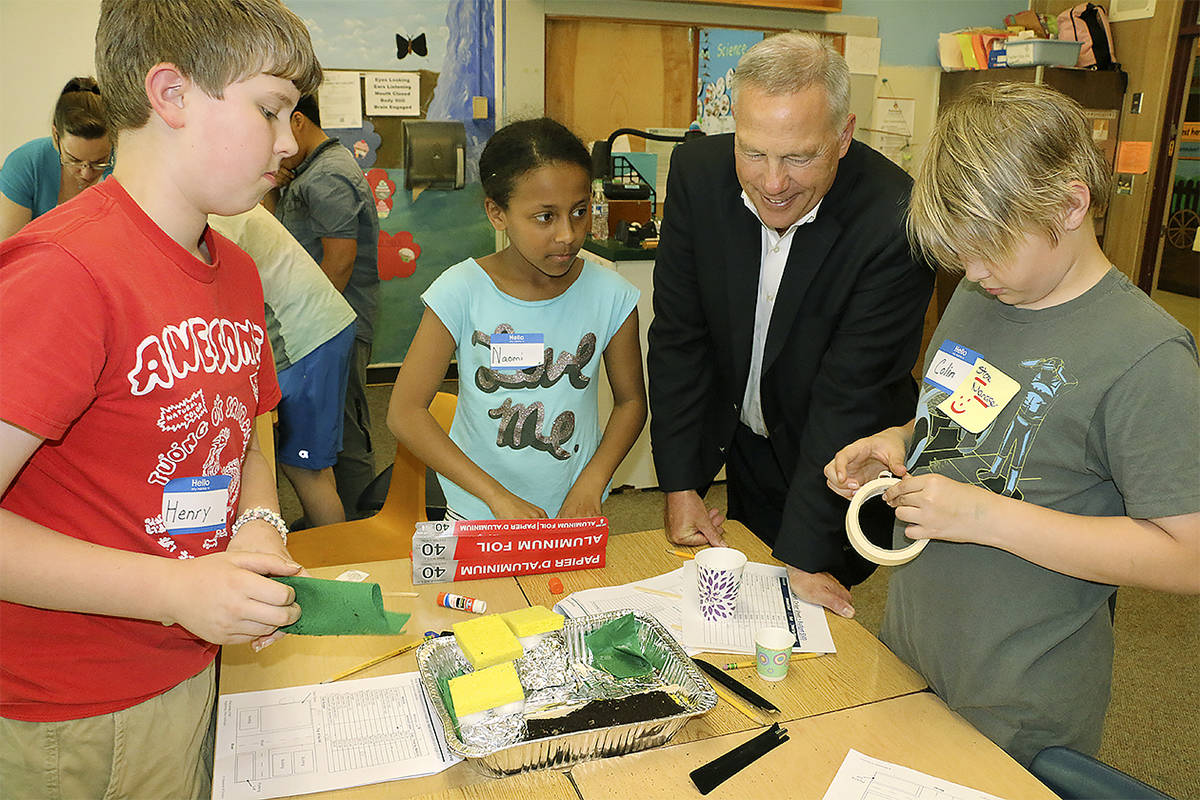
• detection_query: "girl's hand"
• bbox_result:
[824,426,911,499]
[558,486,602,519]
[165,550,302,645]
[883,473,997,545]
[487,492,548,521]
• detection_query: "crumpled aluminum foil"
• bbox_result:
[513,633,569,692]
[457,710,526,751]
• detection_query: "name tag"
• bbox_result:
[924,340,981,394]
[936,359,1020,434]
[490,333,544,370]
[162,475,231,536]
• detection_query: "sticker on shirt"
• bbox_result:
[490,333,544,371]
[162,475,231,536]
[924,340,982,394]
[936,359,1020,433]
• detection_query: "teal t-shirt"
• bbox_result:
[423,258,639,519]
[0,137,112,218]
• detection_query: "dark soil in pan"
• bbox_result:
[524,690,686,739]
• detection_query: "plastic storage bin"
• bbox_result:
[1005,39,1083,67]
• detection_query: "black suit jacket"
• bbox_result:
[648,134,934,580]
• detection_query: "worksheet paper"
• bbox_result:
[822,749,1007,800]
[682,561,836,655]
[212,672,459,800]
[553,568,693,651]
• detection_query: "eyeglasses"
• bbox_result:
[59,148,112,172]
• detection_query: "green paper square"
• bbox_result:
[272,576,410,636]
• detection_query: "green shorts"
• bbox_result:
[0,660,216,800]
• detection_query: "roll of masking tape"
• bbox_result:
[845,472,928,567]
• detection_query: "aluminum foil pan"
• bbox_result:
[416,609,718,775]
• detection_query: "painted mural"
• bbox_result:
[286,0,496,364]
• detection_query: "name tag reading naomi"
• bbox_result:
[162,475,231,536]
[490,333,544,371]
[924,340,981,394]
[936,359,1020,434]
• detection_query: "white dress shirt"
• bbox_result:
[739,193,823,436]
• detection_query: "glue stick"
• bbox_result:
[436,591,487,614]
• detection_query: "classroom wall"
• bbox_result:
[0,0,102,159]
[506,0,1012,178]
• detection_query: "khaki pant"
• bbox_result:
[0,661,216,800]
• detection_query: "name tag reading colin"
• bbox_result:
[490,333,544,371]
[936,359,1020,433]
[924,339,982,394]
[162,475,231,536]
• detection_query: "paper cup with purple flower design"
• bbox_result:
[695,547,748,621]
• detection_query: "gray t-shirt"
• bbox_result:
[275,138,379,344]
[881,268,1200,767]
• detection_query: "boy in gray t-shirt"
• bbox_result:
[824,83,1199,767]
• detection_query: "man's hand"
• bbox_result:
[787,566,855,618]
[664,490,726,547]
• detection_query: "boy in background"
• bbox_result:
[210,206,358,527]
[269,94,381,518]
[0,1,322,796]
[825,82,1199,766]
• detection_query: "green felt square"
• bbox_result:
[273,576,410,636]
[583,613,655,678]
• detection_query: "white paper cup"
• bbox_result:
[695,547,747,621]
[754,626,797,682]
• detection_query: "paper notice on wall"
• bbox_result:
[845,36,881,75]
[319,70,363,130]
[870,97,916,169]
[365,72,420,116]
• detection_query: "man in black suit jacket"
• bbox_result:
[648,32,933,616]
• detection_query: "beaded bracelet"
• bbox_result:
[231,507,289,546]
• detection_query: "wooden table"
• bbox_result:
[569,693,1058,799]
[216,526,1045,799]
[219,560,538,799]
[518,522,927,742]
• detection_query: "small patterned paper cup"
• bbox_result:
[754,626,796,682]
[695,547,747,621]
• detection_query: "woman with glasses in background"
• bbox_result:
[0,77,112,240]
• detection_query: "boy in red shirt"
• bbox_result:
[0,1,323,796]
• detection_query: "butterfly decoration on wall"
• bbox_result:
[396,32,428,60]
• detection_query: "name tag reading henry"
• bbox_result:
[162,475,231,536]
[490,333,544,370]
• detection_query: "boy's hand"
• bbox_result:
[884,473,995,544]
[165,550,302,645]
[487,493,548,521]
[824,427,910,499]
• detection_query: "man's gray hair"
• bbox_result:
[731,31,850,128]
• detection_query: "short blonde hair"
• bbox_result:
[731,31,850,130]
[908,82,1112,273]
[96,0,322,133]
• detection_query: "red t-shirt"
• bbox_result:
[0,180,281,721]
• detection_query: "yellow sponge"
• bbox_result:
[448,661,525,718]
[500,605,565,638]
[453,614,524,669]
